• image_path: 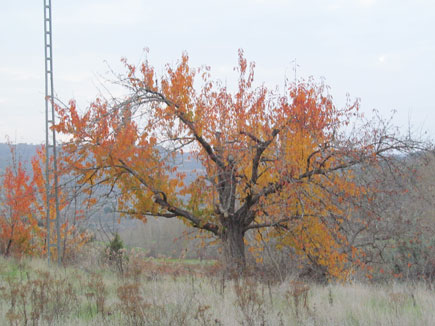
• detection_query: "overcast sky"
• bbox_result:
[1,0,434,144]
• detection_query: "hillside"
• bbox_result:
[0,143,39,171]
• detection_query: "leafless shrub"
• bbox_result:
[286,280,311,319]
[233,277,267,326]
[116,282,148,325]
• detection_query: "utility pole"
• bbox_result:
[43,0,61,265]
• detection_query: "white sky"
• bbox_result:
[1,0,434,144]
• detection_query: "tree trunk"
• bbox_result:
[221,224,246,276]
[5,239,12,257]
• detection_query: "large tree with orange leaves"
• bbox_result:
[55,51,420,274]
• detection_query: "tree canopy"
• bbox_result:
[54,50,421,277]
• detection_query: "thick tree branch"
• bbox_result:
[116,159,220,235]
[133,88,226,170]
[249,128,280,186]
[244,217,295,231]
[151,194,220,235]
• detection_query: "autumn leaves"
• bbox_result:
[0,146,90,259]
[2,50,422,278]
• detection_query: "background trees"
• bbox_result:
[54,51,426,277]
[0,145,91,260]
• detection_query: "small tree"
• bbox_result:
[109,233,124,255]
[0,148,39,256]
[31,147,93,261]
[0,145,92,259]
[55,51,423,276]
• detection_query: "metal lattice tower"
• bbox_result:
[44,0,61,265]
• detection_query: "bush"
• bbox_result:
[105,233,127,274]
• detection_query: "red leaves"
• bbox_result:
[0,152,38,257]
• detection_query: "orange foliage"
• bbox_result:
[31,147,92,260]
[0,146,91,259]
[54,50,412,277]
[0,152,40,256]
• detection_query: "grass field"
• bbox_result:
[0,254,434,326]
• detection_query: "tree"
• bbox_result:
[54,50,421,275]
[31,147,92,261]
[0,145,91,260]
[0,148,40,256]
[346,151,435,281]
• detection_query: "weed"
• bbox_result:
[234,277,267,326]
[87,273,107,316]
[0,255,434,325]
[328,286,333,306]
[193,305,223,326]
[287,280,310,319]
[117,281,149,325]
[0,268,82,325]
[389,291,408,316]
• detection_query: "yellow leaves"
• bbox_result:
[247,232,265,264]
[274,212,351,280]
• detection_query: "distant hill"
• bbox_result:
[0,143,203,179]
[0,143,39,171]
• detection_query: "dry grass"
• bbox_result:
[0,254,434,326]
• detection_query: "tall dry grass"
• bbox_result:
[0,253,433,326]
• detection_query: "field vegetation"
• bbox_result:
[0,246,434,326]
